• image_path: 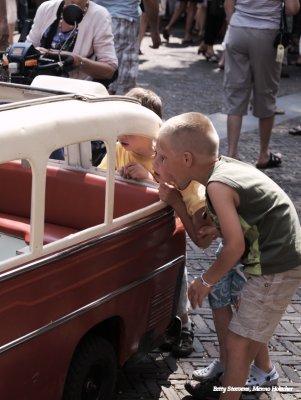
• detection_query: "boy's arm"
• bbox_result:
[159,183,200,243]
[118,162,154,181]
[159,183,218,246]
[193,209,219,248]
[189,181,245,309]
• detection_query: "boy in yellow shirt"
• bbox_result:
[99,87,162,181]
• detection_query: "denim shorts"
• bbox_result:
[208,267,246,309]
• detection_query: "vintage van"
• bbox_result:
[0,77,186,400]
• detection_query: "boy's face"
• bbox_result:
[118,135,153,156]
[153,136,190,189]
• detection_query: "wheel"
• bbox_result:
[63,334,117,400]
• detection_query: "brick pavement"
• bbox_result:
[113,28,301,400]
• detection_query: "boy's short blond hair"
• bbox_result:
[160,112,219,158]
[126,87,163,119]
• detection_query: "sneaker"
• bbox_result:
[192,360,224,382]
[185,376,222,399]
[171,327,194,357]
[246,364,279,388]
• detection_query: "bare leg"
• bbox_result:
[138,12,148,51]
[257,115,275,165]
[227,114,243,159]
[195,4,207,36]
[220,331,262,400]
[212,306,232,367]
[164,1,187,33]
[253,342,273,372]
[183,2,196,42]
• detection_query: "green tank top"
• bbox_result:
[206,156,301,275]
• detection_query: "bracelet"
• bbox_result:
[199,271,214,288]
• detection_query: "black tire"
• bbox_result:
[63,334,117,400]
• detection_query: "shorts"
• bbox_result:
[229,265,301,343]
[109,17,140,95]
[223,26,281,118]
[208,267,246,309]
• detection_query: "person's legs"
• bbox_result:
[251,28,282,166]
[257,115,275,166]
[224,26,251,158]
[220,332,262,400]
[164,0,187,36]
[195,1,207,36]
[109,18,139,95]
[160,267,194,357]
[212,306,232,367]
[172,267,194,357]
[138,11,148,52]
[183,2,197,42]
[227,115,243,159]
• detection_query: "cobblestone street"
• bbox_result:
[113,25,301,400]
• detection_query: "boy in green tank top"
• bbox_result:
[153,111,301,400]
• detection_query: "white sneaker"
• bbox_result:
[246,364,279,388]
[192,360,224,382]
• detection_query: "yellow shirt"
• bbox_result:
[180,181,206,216]
[99,142,154,174]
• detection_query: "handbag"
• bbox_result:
[273,1,290,48]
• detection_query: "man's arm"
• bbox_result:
[143,0,161,48]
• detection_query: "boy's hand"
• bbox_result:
[188,277,211,309]
[118,162,153,180]
[196,226,218,249]
[158,182,182,207]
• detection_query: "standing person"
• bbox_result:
[27,0,118,82]
[154,146,278,395]
[94,0,161,95]
[198,0,225,62]
[0,0,9,50]
[224,0,300,168]
[153,111,301,400]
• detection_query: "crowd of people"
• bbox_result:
[1,1,301,400]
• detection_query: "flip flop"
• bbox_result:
[256,152,282,169]
[288,125,301,135]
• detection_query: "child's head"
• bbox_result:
[125,87,163,119]
[153,112,219,189]
[118,88,163,157]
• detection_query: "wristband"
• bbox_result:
[199,271,214,288]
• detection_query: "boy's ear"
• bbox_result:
[183,151,193,167]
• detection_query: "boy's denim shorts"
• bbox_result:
[208,267,246,309]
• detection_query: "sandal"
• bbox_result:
[245,364,279,388]
[256,152,282,169]
[205,53,218,63]
[192,360,224,381]
[171,327,194,357]
[288,125,301,135]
